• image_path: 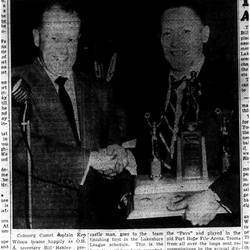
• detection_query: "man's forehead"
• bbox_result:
[43,22,80,31]
[162,7,202,25]
[42,8,80,28]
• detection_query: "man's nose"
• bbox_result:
[170,32,182,47]
[58,41,68,54]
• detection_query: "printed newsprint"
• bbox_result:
[0,0,249,249]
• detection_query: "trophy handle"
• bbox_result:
[145,112,163,180]
[215,108,234,173]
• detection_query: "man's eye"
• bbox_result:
[184,30,191,33]
[163,32,171,38]
[67,38,76,43]
[51,37,57,41]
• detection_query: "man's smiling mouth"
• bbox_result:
[54,56,69,61]
[170,50,188,56]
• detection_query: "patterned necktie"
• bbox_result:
[158,76,185,168]
[55,76,80,146]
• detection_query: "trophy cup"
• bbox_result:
[215,108,234,173]
[145,113,162,181]
[177,71,208,181]
[127,72,229,220]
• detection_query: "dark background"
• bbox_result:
[10,0,238,66]
[11,0,238,138]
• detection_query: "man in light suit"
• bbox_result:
[12,1,134,229]
[135,0,239,226]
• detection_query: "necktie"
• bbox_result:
[158,76,185,168]
[55,76,80,146]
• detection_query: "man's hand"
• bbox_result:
[167,189,221,226]
[106,144,128,171]
[89,144,129,179]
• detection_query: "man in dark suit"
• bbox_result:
[12,1,135,229]
[135,0,239,226]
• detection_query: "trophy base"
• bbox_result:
[177,133,208,181]
[128,172,227,220]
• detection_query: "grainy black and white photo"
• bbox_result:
[10,0,241,231]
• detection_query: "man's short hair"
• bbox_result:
[157,0,206,34]
[33,0,81,29]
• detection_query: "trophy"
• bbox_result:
[215,108,234,173]
[177,71,208,181]
[127,73,228,220]
[145,113,162,181]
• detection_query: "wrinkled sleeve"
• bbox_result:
[210,169,240,214]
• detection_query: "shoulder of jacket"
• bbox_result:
[12,61,45,87]
[12,63,32,75]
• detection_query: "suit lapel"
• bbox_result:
[74,73,84,144]
[74,72,103,150]
[74,73,95,149]
[31,59,76,145]
[150,70,170,119]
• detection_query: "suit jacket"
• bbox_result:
[135,58,240,217]
[12,59,121,228]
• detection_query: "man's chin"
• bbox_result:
[167,57,193,72]
[171,63,191,72]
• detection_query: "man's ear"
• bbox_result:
[160,33,164,47]
[32,29,40,47]
[201,25,210,43]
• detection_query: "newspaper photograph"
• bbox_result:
[1,0,249,249]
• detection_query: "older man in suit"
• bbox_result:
[12,1,134,229]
